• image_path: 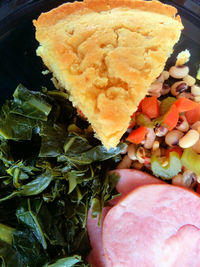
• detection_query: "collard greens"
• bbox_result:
[0,85,125,266]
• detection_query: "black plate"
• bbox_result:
[0,0,200,107]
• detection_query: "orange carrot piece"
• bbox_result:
[185,105,200,124]
[141,96,159,119]
[126,126,148,144]
[163,104,179,131]
[166,146,183,158]
[174,98,199,113]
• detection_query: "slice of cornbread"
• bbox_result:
[33,0,183,149]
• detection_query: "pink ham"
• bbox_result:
[110,169,164,205]
[87,169,164,266]
[86,207,111,267]
[103,184,200,267]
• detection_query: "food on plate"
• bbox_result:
[103,184,200,267]
[33,0,183,149]
[87,169,164,266]
[0,84,125,266]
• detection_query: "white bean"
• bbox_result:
[183,75,196,86]
[117,155,132,169]
[191,121,200,133]
[169,65,189,79]
[152,141,160,151]
[165,130,184,147]
[148,82,162,97]
[192,137,200,153]
[191,85,200,96]
[176,115,189,132]
[171,81,188,96]
[127,144,137,160]
[172,171,196,188]
[179,129,199,148]
[144,128,156,149]
[157,71,169,83]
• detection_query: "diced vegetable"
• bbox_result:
[128,112,136,129]
[174,98,199,113]
[166,146,183,158]
[136,113,154,128]
[162,104,179,131]
[151,151,182,180]
[159,97,176,115]
[127,126,148,144]
[197,67,200,80]
[141,96,159,119]
[181,148,200,175]
[185,105,200,124]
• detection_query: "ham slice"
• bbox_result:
[110,169,164,205]
[103,184,200,267]
[87,169,164,266]
[86,207,111,267]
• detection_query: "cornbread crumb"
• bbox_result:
[176,49,191,66]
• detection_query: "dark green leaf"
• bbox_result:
[11,84,52,121]
[0,240,23,267]
[13,229,48,267]
[45,255,82,267]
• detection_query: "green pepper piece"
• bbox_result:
[159,97,176,115]
[136,113,154,128]
[197,67,200,80]
[181,148,200,175]
[151,151,182,180]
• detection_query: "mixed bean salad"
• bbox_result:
[118,54,200,190]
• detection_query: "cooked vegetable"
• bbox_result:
[165,146,183,158]
[151,151,182,179]
[126,126,148,144]
[136,113,154,128]
[0,85,125,266]
[181,148,200,175]
[159,97,176,115]
[141,96,159,119]
[174,98,199,113]
[196,67,200,80]
[185,105,200,124]
[162,104,179,131]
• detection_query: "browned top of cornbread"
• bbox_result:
[33,0,183,149]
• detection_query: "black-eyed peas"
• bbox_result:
[127,144,137,160]
[155,125,168,137]
[191,85,200,96]
[148,82,162,97]
[157,71,169,83]
[191,121,200,133]
[144,128,156,149]
[177,92,194,100]
[171,81,188,96]
[160,83,171,95]
[165,130,184,146]
[172,170,196,188]
[179,129,199,148]
[183,75,196,86]
[169,65,189,79]
[176,115,189,132]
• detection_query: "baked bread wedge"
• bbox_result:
[33,0,183,149]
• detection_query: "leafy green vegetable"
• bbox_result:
[0,85,124,266]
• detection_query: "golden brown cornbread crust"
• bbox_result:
[33,0,183,149]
